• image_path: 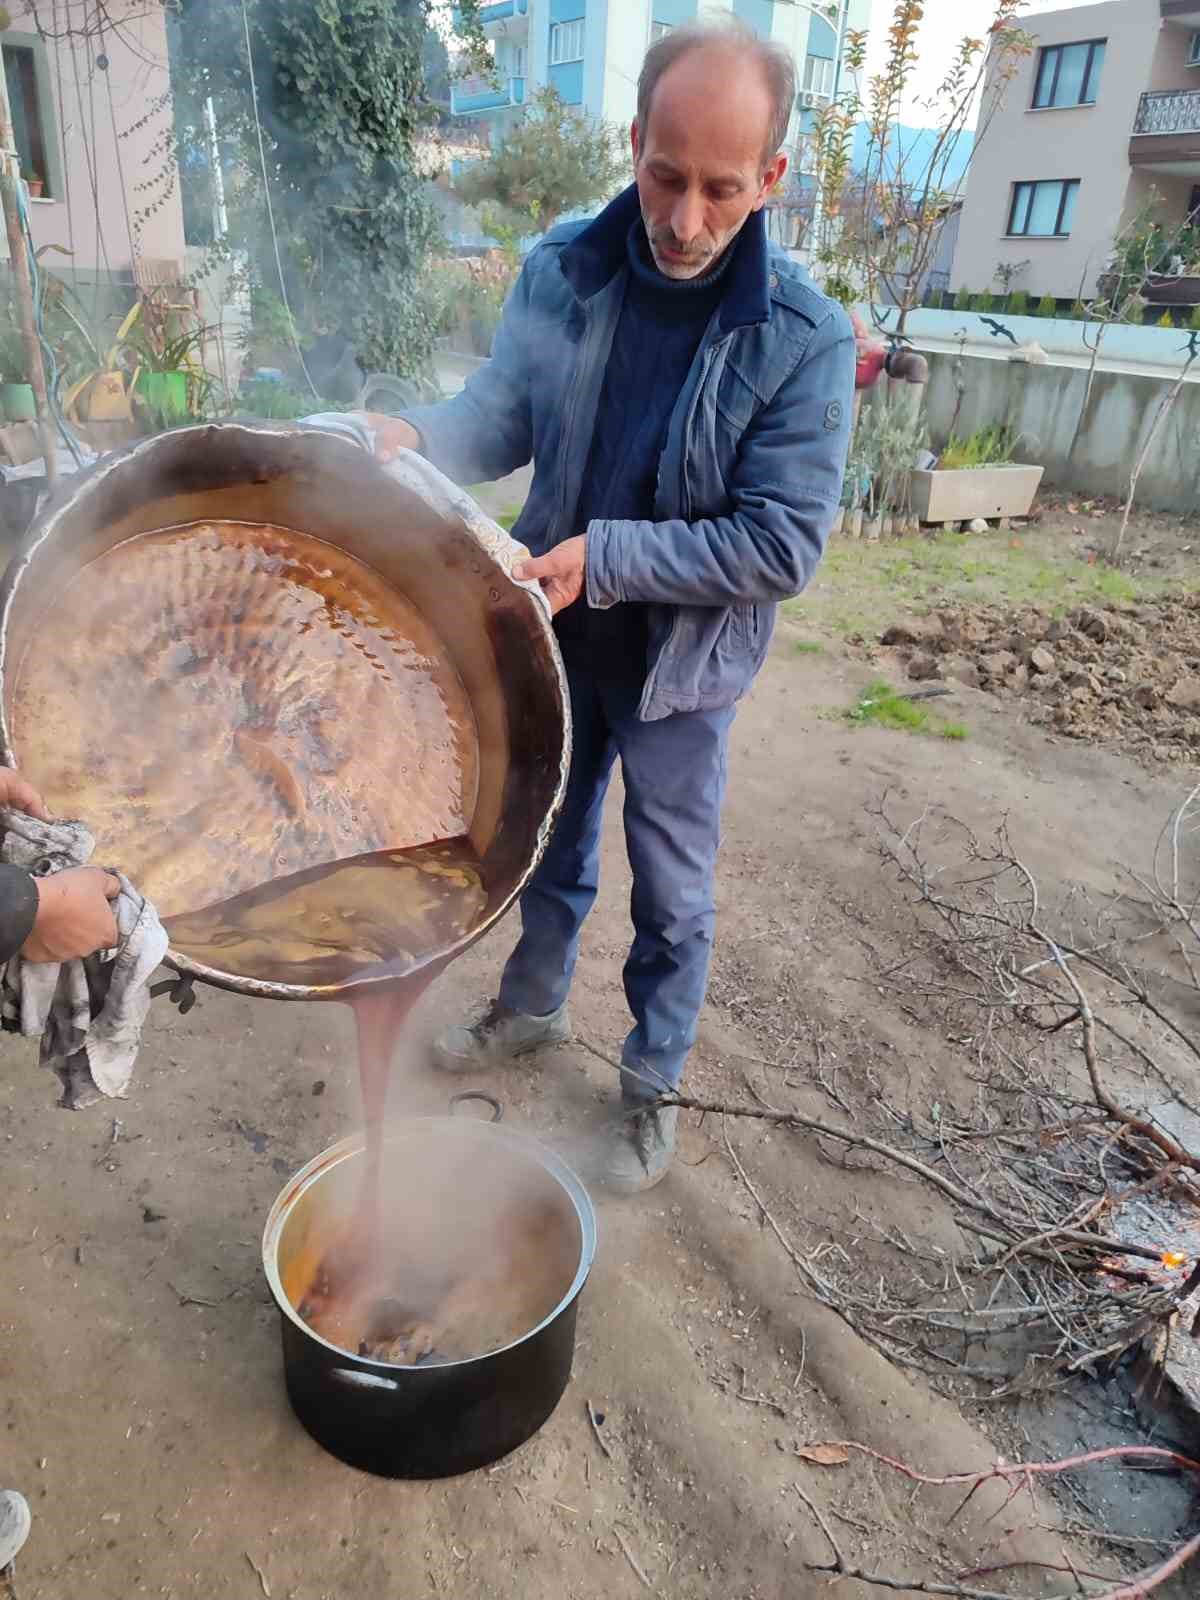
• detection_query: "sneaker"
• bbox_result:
[432,997,570,1074]
[0,1489,30,1570]
[602,1103,678,1194]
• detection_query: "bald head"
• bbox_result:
[632,26,791,279]
[636,21,796,166]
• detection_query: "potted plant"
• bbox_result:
[909,423,1043,523]
[120,293,215,430]
[23,172,44,200]
[0,320,34,421]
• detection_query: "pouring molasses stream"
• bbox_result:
[0,421,594,1477]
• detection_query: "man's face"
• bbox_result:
[632,47,787,280]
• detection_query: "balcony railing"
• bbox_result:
[451,74,526,115]
[1133,88,1200,136]
[452,0,527,28]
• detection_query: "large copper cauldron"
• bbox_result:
[0,422,570,1000]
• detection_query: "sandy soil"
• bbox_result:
[2,521,1197,1599]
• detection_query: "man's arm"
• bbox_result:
[376,254,540,486]
[583,310,855,609]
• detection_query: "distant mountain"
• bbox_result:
[851,123,975,195]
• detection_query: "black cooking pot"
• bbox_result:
[262,1106,597,1478]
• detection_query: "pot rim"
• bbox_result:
[261,1118,597,1372]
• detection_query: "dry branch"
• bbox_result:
[796,1442,1200,1599]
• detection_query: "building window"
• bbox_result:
[1032,40,1105,108]
[650,20,672,41]
[1007,178,1079,238]
[549,19,584,65]
[1190,185,1200,222]
[803,54,834,97]
[1189,30,1200,66]
[3,43,51,195]
[511,43,526,76]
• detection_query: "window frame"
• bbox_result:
[649,20,672,42]
[1006,178,1080,239]
[1189,30,1200,66]
[549,18,584,65]
[1,32,59,199]
[1031,38,1106,110]
[803,54,834,97]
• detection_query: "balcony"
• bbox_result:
[1129,88,1200,171]
[1160,0,1200,27]
[451,73,526,116]
[453,0,528,31]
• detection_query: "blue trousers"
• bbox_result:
[498,654,734,1104]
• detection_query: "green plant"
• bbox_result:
[453,86,626,237]
[1036,293,1056,318]
[1008,289,1029,317]
[0,318,27,384]
[168,0,491,383]
[847,678,967,740]
[850,389,928,521]
[237,379,314,419]
[953,285,972,311]
[1157,309,1175,328]
[794,640,824,655]
[1190,304,1200,332]
[972,290,994,313]
[937,423,1018,469]
[1070,299,1087,321]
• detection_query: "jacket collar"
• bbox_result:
[559,182,771,332]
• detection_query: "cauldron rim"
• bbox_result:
[261,1119,598,1371]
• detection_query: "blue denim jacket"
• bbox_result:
[405,185,855,722]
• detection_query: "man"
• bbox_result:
[366,22,854,1191]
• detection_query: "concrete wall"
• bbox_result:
[6,0,185,280]
[919,347,1200,513]
[866,303,1198,373]
[953,0,1186,302]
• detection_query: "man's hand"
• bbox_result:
[22,866,120,963]
[0,769,50,821]
[357,411,420,463]
[514,536,586,615]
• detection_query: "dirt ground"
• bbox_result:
[2,503,1198,1599]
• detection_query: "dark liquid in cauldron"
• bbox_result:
[164,836,486,989]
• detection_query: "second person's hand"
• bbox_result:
[22,866,121,963]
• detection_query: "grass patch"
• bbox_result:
[496,508,521,532]
[788,528,1186,640]
[793,639,824,655]
[847,679,968,741]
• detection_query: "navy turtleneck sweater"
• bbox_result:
[554,220,737,686]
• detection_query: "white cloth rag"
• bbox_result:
[0,810,169,1108]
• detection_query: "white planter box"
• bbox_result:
[909,463,1044,523]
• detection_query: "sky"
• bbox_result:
[860,0,1096,122]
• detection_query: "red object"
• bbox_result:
[851,310,888,391]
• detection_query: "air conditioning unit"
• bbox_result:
[797,90,829,110]
[1190,29,1200,65]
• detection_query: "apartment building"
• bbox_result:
[953,0,1200,302]
[450,0,870,178]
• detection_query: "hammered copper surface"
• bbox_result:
[9,520,479,920]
